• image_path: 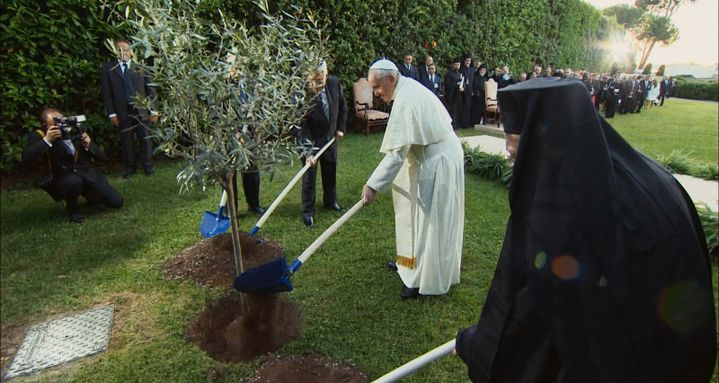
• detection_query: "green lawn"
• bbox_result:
[1,98,717,382]
[606,98,718,166]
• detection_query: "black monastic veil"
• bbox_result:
[456,78,716,383]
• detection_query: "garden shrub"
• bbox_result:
[673,79,718,102]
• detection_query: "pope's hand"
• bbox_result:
[362,184,377,205]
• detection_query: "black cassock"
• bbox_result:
[456,78,716,383]
[444,69,463,130]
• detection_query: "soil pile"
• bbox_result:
[165,232,283,288]
[244,354,369,383]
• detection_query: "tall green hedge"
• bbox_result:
[1,0,607,172]
[673,80,719,102]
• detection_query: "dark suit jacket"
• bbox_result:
[422,72,443,96]
[398,63,420,81]
[298,75,347,161]
[417,64,431,81]
[100,60,156,120]
[23,132,109,201]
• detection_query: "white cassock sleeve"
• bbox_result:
[366,145,411,192]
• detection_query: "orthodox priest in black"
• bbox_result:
[471,64,488,125]
[443,58,463,130]
[459,55,475,129]
[455,78,716,383]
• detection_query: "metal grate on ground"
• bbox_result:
[4,306,114,380]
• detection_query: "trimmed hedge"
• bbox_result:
[2,0,607,172]
[673,80,719,102]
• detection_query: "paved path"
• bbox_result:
[461,134,718,211]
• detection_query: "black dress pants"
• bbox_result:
[119,109,152,173]
[301,156,337,215]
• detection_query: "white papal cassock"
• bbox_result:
[367,75,465,295]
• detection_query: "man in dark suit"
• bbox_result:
[397,53,420,82]
[417,55,433,82]
[658,77,668,106]
[422,63,443,97]
[23,108,123,223]
[296,61,347,227]
[101,39,158,179]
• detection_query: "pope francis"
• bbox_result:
[362,59,465,299]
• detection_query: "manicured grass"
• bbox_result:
[606,98,718,166]
[2,97,717,382]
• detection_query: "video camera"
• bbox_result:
[53,115,86,140]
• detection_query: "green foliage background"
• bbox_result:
[2,0,608,172]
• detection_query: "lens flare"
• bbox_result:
[550,255,580,281]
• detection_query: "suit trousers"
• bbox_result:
[231,170,261,212]
[119,108,152,173]
[57,173,123,213]
[301,156,337,214]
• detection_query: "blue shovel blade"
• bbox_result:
[200,211,230,238]
[233,256,294,293]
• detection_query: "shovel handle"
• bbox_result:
[371,339,456,383]
[295,199,364,267]
[252,137,336,234]
[217,190,228,217]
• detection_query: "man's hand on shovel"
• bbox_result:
[362,184,377,205]
[307,155,317,166]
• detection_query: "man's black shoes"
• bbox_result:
[69,212,85,223]
[144,167,154,176]
[302,213,314,227]
[400,285,420,299]
[249,206,266,215]
[325,202,345,212]
[122,170,135,179]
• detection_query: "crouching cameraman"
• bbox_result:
[22,108,123,223]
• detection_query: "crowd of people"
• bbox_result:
[397,53,678,128]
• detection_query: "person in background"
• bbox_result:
[422,63,443,97]
[23,108,123,223]
[397,53,420,82]
[444,58,464,130]
[100,38,158,178]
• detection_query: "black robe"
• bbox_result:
[460,65,475,128]
[456,78,716,383]
[444,69,463,130]
[471,72,486,125]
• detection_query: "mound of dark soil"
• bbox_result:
[244,354,369,383]
[165,232,283,288]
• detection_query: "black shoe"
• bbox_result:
[400,285,420,299]
[144,167,154,176]
[325,202,345,212]
[69,212,85,223]
[386,262,397,272]
[249,206,266,215]
[302,213,314,227]
[122,170,135,179]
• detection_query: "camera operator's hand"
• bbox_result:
[79,133,91,150]
[110,116,120,127]
[45,125,62,143]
